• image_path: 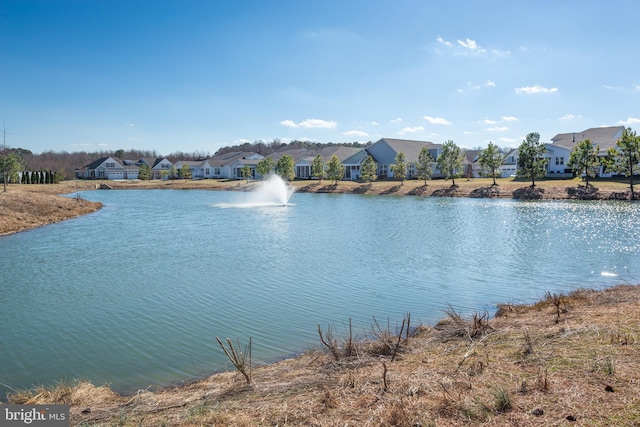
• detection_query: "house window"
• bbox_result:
[408,164,416,177]
[205,168,210,175]
[106,162,115,168]
[379,164,388,177]
[555,157,564,165]
[214,168,221,175]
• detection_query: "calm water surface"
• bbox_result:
[1,189,639,398]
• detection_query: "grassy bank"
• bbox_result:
[5,284,640,426]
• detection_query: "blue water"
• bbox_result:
[1,189,639,399]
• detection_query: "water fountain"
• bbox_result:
[251,174,295,206]
[216,174,295,208]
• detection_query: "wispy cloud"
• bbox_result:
[398,126,425,135]
[559,114,582,121]
[342,130,369,137]
[618,117,640,125]
[515,85,558,94]
[125,123,135,127]
[390,118,403,123]
[485,126,509,132]
[280,119,337,129]
[436,36,452,47]
[424,116,452,125]
[485,80,496,87]
[436,37,509,57]
[457,38,480,50]
[480,116,517,125]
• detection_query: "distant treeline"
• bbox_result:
[214,139,371,157]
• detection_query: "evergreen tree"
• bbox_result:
[138,164,152,180]
[275,154,295,181]
[360,155,377,183]
[605,127,640,199]
[256,157,274,179]
[416,146,434,186]
[326,155,344,183]
[568,139,600,187]
[241,164,252,181]
[311,155,325,181]
[478,142,505,186]
[180,163,192,180]
[517,132,548,187]
[390,151,407,185]
[0,151,25,190]
[436,140,464,186]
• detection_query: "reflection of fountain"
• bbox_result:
[253,175,295,206]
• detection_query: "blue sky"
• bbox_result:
[2,1,639,155]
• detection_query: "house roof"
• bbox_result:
[369,138,441,162]
[83,157,124,170]
[139,157,172,168]
[208,151,261,166]
[551,126,625,151]
[296,146,363,164]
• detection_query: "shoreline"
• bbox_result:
[5,283,639,426]
[0,177,635,237]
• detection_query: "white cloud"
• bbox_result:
[501,116,518,122]
[635,84,640,91]
[424,116,452,125]
[618,117,640,125]
[125,123,135,127]
[390,118,403,123]
[485,80,496,87]
[398,126,425,135]
[280,119,337,129]
[436,36,452,47]
[342,130,369,137]
[559,114,582,121]
[457,38,479,50]
[515,85,558,94]
[371,121,380,126]
[481,119,497,125]
[498,137,519,143]
[485,126,509,132]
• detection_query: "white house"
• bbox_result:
[78,157,139,180]
[547,126,625,177]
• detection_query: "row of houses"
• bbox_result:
[76,127,627,182]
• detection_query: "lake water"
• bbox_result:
[1,189,639,399]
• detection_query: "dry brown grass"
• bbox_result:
[4,285,639,426]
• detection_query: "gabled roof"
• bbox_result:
[208,151,262,167]
[83,157,125,170]
[342,149,370,165]
[551,126,625,151]
[139,157,172,168]
[297,146,363,164]
[368,138,441,162]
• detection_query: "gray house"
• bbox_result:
[365,138,441,179]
